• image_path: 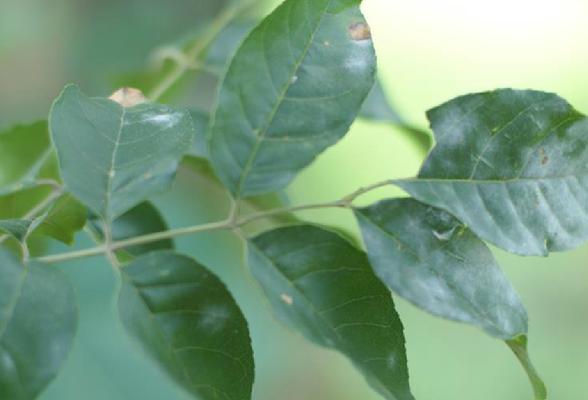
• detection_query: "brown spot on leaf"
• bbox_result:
[109,87,147,108]
[348,22,371,41]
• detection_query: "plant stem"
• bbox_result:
[148,1,251,101]
[35,179,393,264]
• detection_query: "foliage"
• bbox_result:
[0,0,585,399]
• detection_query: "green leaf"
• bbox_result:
[49,84,195,221]
[355,199,547,398]
[355,198,527,339]
[0,187,53,220]
[33,194,87,245]
[0,121,52,192]
[118,251,254,400]
[395,89,588,256]
[360,80,432,153]
[188,109,210,159]
[0,249,77,400]
[507,335,547,400]
[0,220,34,243]
[247,225,414,400]
[90,201,173,256]
[201,20,257,74]
[209,0,376,197]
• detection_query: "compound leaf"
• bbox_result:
[209,0,376,197]
[396,89,588,256]
[248,225,414,400]
[118,251,254,400]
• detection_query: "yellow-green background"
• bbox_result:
[0,0,586,398]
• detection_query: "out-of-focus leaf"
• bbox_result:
[118,251,254,400]
[209,0,376,197]
[360,80,432,153]
[0,249,77,400]
[33,194,86,245]
[49,84,195,221]
[90,201,173,256]
[248,225,414,400]
[396,89,588,256]
[0,121,51,191]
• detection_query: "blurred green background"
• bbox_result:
[1,0,587,399]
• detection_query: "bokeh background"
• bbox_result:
[1,0,587,398]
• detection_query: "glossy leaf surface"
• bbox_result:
[50,84,194,221]
[119,251,254,400]
[248,225,414,400]
[0,249,77,400]
[355,198,527,339]
[396,89,588,256]
[209,0,376,197]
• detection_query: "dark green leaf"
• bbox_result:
[90,201,173,256]
[118,251,254,400]
[209,0,376,197]
[395,89,588,256]
[49,84,195,221]
[248,225,414,400]
[360,80,432,153]
[0,249,77,400]
[355,198,527,339]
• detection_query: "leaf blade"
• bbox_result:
[248,224,414,400]
[0,250,77,400]
[118,251,254,400]
[49,84,195,221]
[209,0,376,197]
[355,198,527,339]
[396,89,588,256]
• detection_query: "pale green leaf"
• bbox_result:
[209,0,376,197]
[355,198,527,339]
[395,89,588,256]
[0,249,77,400]
[118,251,254,400]
[248,225,414,400]
[49,84,195,221]
[0,122,51,192]
[355,198,547,398]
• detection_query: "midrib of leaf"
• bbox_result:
[105,107,126,222]
[122,274,200,395]
[235,0,333,196]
